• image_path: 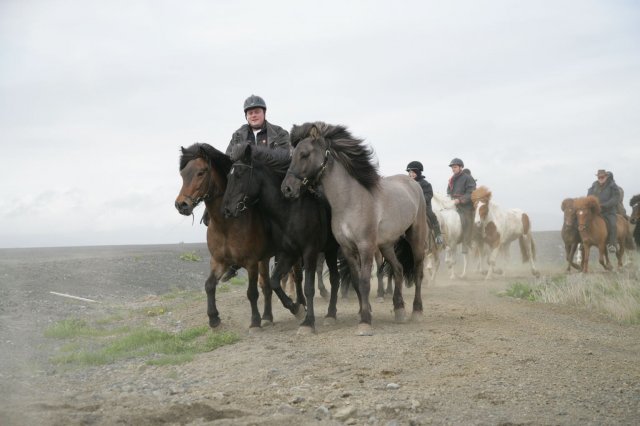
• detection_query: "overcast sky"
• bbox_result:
[1,0,638,248]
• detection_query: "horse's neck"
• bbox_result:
[256,170,290,225]
[321,160,375,219]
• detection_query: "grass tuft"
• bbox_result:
[180,251,201,262]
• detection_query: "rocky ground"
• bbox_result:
[1,234,639,425]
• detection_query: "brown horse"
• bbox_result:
[175,143,297,329]
[630,194,640,251]
[573,196,631,272]
[560,198,582,272]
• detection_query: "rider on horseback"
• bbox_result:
[447,158,477,254]
[213,95,292,282]
[406,161,444,246]
[588,169,621,253]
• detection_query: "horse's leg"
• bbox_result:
[485,245,500,280]
[323,247,340,324]
[342,248,363,309]
[460,250,468,279]
[204,268,222,328]
[405,225,426,319]
[298,252,319,335]
[292,261,305,307]
[258,260,274,325]
[269,255,305,319]
[355,244,375,335]
[316,254,329,298]
[525,234,540,278]
[374,250,385,300]
[245,262,262,329]
[379,244,406,323]
[565,242,574,272]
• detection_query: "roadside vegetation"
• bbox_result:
[44,288,239,368]
[502,265,640,324]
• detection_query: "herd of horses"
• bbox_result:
[174,121,639,335]
[561,195,640,273]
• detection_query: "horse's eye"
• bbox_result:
[197,171,205,177]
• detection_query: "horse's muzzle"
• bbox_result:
[175,200,193,216]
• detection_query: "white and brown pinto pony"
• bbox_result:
[432,192,468,278]
[471,186,540,279]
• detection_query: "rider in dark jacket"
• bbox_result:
[447,158,477,253]
[588,170,621,252]
[406,161,443,246]
[217,95,291,281]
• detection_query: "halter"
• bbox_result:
[184,158,224,207]
[286,148,331,191]
[230,162,259,214]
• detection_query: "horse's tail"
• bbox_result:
[382,237,416,287]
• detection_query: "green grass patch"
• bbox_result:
[229,276,247,286]
[50,325,239,367]
[44,318,129,339]
[502,282,537,301]
[180,251,202,262]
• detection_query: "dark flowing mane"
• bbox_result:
[291,122,380,191]
[630,194,640,207]
[180,143,232,176]
[230,143,291,178]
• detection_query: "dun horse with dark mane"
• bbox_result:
[560,198,583,272]
[282,122,428,336]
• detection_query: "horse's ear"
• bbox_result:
[309,125,320,139]
[561,198,570,212]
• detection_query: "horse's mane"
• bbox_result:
[574,195,601,214]
[432,192,456,209]
[630,194,640,207]
[179,143,232,176]
[471,186,492,204]
[560,198,575,212]
[230,143,291,177]
[291,122,380,191]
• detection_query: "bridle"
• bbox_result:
[286,146,331,192]
[230,161,258,214]
[184,159,223,207]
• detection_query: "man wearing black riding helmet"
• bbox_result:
[588,169,621,253]
[406,161,444,246]
[212,95,291,282]
[447,157,476,253]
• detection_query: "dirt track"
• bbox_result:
[1,239,639,425]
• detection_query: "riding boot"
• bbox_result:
[432,221,444,246]
[220,265,239,282]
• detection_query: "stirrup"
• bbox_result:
[220,266,239,282]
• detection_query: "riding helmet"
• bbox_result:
[243,95,267,112]
[406,161,424,172]
[448,157,464,167]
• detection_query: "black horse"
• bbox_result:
[222,143,341,334]
[630,194,640,251]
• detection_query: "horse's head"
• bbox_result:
[561,198,577,228]
[175,143,229,217]
[282,123,330,199]
[574,195,600,232]
[471,186,492,226]
[630,194,640,224]
[222,143,259,218]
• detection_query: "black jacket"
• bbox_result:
[447,172,476,208]
[415,175,433,209]
[225,120,291,156]
[588,174,621,214]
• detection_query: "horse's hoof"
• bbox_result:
[294,305,306,320]
[209,317,221,328]
[323,317,337,326]
[376,296,385,303]
[356,323,374,336]
[261,319,274,327]
[394,308,407,323]
[411,311,424,322]
[249,326,263,334]
[297,326,315,335]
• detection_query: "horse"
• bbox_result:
[560,198,583,272]
[630,194,640,251]
[222,143,340,334]
[281,122,428,336]
[175,143,282,329]
[432,192,468,279]
[471,186,540,279]
[573,195,632,272]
